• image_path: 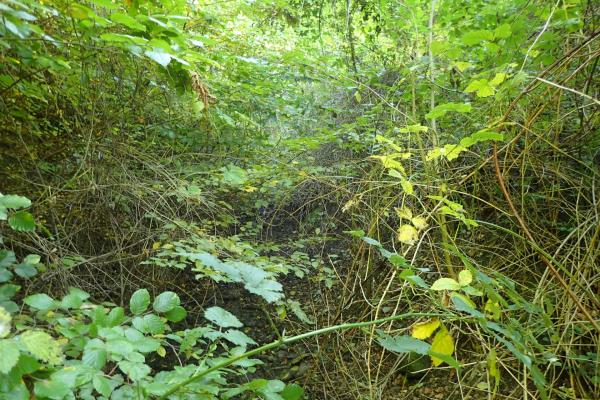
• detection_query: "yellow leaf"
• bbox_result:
[411,318,441,339]
[152,242,161,250]
[397,225,418,245]
[395,206,412,220]
[430,326,454,366]
[401,178,414,195]
[243,186,258,193]
[411,216,428,230]
[458,269,473,286]
[157,346,166,357]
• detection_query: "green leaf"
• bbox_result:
[24,293,56,311]
[430,277,461,291]
[141,314,165,334]
[34,379,70,400]
[494,24,512,39]
[93,375,113,398]
[281,384,304,400]
[20,330,63,364]
[130,288,151,315]
[14,263,37,278]
[110,13,146,31]
[204,306,243,328]
[425,102,472,119]
[458,270,473,286]
[107,307,125,327]
[377,332,431,355]
[223,329,257,347]
[221,164,248,186]
[0,195,31,209]
[153,291,180,313]
[461,29,494,46]
[145,49,172,67]
[0,306,11,338]
[0,339,20,373]
[429,327,455,366]
[464,79,495,97]
[8,211,35,231]
[164,306,187,322]
[118,361,151,381]
[82,339,107,369]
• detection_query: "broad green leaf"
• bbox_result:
[458,270,473,286]
[0,195,31,209]
[426,102,472,119]
[130,289,150,315]
[490,73,507,86]
[93,375,113,398]
[24,293,56,310]
[0,339,19,373]
[110,13,146,31]
[20,330,63,364]
[494,24,512,39]
[377,332,431,355]
[411,319,441,339]
[8,211,35,231]
[153,291,180,313]
[14,263,37,278]
[164,306,187,322]
[141,314,165,334]
[118,361,151,381]
[82,339,107,369]
[204,306,243,328]
[145,49,172,67]
[221,164,248,186]
[34,379,70,400]
[461,29,494,46]
[464,79,495,97]
[107,307,125,327]
[281,384,304,400]
[223,329,257,347]
[0,306,11,337]
[429,327,455,366]
[430,277,461,291]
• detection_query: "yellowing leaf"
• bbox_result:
[430,326,454,366]
[490,73,507,86]
[411,216,428,230]
[430,277,461,291]
[395,206,412,220]
[242,186,258,193]
[400,178,414,195]
[458,270,473,286]
[397,225,418,245]
[152,242,161,250]
[411,319,441,339]
[157,346,166,357]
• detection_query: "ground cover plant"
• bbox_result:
[0,0,598,399]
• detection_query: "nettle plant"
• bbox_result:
[0,196,304,400]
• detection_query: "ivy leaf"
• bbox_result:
[153,291,180,313]
[0,339,19,373]
[411,319,441,339]
[8,211,35,232]
[204,306,243,328]
[377,332,431,355]
[24,293,57,311]
[429,327,455,366]
[129,289,150,315]
[430,278,461,291]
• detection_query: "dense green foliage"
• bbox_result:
[1,0,598,399]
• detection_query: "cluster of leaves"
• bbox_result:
[0,195,305,399]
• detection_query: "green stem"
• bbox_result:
[156,312,444,399]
